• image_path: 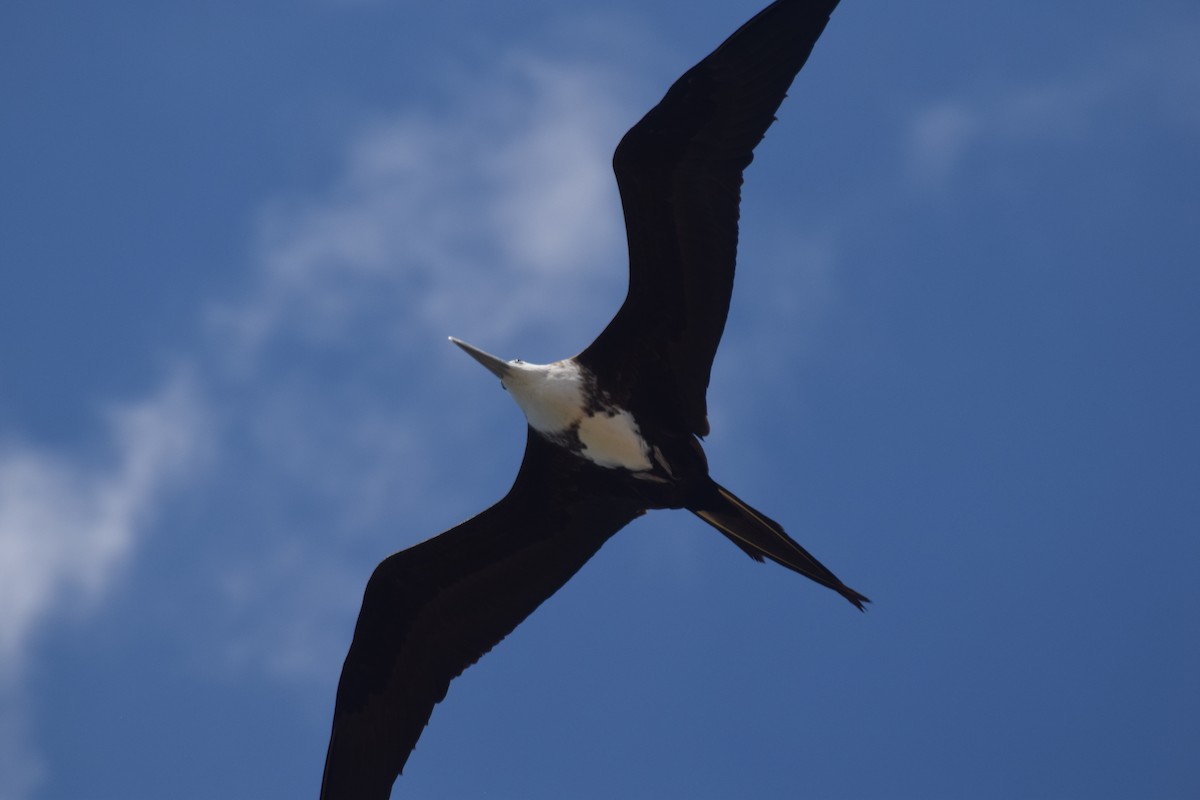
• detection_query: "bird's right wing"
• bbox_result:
[319,430,645,800]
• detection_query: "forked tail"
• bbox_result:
[691,481,869,610]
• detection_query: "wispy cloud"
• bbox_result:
[904,19,1200,190]
[0,372,206,678]
[211,52,630,367]
[904,75,1107,190]
[0,373,206,799]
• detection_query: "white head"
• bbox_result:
[449,337,586,435]
[450,337,653,471]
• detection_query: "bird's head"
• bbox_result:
[449,337,586,434]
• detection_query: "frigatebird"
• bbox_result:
[321,1,864,796]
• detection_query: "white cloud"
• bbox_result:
[0,373,207,677]
[904,72,1112,189]
[0,373,206,799]
[210,51,630,367]
[904,20,1200,189]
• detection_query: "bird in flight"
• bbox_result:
[320,1,863,796]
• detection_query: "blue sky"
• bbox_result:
[2,1,1198,798]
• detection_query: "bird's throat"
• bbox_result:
[507,359,652,472]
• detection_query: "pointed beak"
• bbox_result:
[449,337,511,380]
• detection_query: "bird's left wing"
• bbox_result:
[580,0,842,437]
[320,430,645,800]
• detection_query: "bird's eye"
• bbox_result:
[513,359,524,364]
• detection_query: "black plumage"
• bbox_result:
[321,3,862,797]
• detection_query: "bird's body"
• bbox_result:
[321,2,865,797]
[452,343,656,473]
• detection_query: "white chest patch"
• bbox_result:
[504,359,652,472]
[576,408,653,471]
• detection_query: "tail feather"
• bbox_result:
[692,482,869,610]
